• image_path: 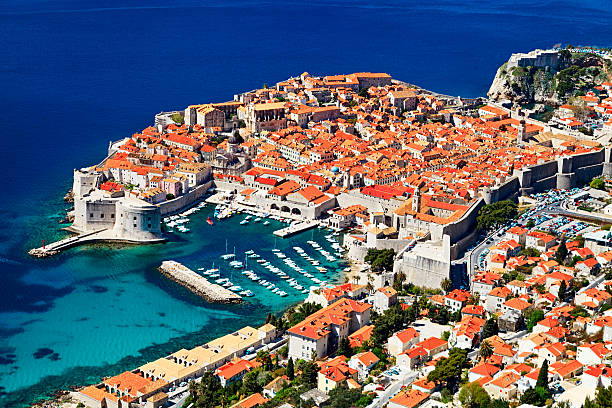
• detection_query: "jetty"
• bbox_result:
[273,220,319,238]
[28,229,166,258]
[158,260,242,304]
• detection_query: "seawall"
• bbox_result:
[158,260,242,304]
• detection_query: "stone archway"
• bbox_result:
[281,206,290,213]
[291,208,302,215]
[271,203,279,210]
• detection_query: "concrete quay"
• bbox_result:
[273,220,319,238]
[28,228,166,258]
[158,260,242,304]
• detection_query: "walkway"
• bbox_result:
[273,220,319,238]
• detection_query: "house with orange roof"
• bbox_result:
[348,351,380,380]
[77,385,119,408]
[535,341,566,365]
[374,286,398,311]
[388,388,430,408]
[472,272,503,298]
[486,287,512,314]
[469,363,501,383]
[306,283,367,307]
[461,304,485,319]
[102,371,167,401]
[526,231,557,252]
[450,315,486,350]
[388,327,421,356]
[578,343,612,365]
[317,355,359,393]
[410,377,437,394]
[444,289,471,313]
[216,358,261,387]
[230,392,269,408]
[484,371,521,400]
[348,325,373,349]
[502,298,532,314]
[575,257,601,275]
[575,288,611,310]
[549,360,583,380]
[505,226,528,245]
[287,298,371,361]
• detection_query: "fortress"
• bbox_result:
[70,169,164,242]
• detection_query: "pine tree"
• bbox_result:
[286,357,294,380]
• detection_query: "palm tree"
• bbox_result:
[441,278,452,294]
[479,340,493,361]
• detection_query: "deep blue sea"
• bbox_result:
[1,0,611,406]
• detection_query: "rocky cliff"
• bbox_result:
[488,50,610,106]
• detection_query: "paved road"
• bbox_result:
[367,370,420,408]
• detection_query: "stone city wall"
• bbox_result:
[159,181,213,215]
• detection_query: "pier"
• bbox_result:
[158,260,242,303]
[28,229,166,258]
[273,220,319,238]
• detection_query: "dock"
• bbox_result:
[28,229,166,258]
[273,220,319,238]
[158,260,242,304]
[28,229,107,258]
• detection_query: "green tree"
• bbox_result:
[427,348,468,392]
[242,370,262,395]
[171,112,184,124]
[337,337,353,357]
[526,309,544,332]
[555,238,568,264]
[570,305,590,318]
[459,382,491,408]
[326,384,364,408]
[166,193,175,200]
[481,318,499,340]
[364,249,396,272]
[476,200,518,231]
[536,360,549,390]
[558,280,567,301]
[286,357,295,381]
[358,87,370,98]
[441,278,452,294]
[191,371,222,408]
[591,177,606,190]
[479,340,493,361]
[594,386,612,408]
[526,219,535,228]
[299,360,318,387]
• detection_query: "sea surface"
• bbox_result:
[1,0,612,406]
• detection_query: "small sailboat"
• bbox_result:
[207,217,214,226]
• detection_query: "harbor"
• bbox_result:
[158,260,242,304]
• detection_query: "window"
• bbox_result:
[90,213,94,218]
[111,214,114,218]
[133,224,137,228]
[133,216,137,220]
[100,213,104,218]
[148,224,151,229]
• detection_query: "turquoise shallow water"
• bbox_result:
[0,199,345,407]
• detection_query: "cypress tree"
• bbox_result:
[286,357,294,380]
[536,360,548,390]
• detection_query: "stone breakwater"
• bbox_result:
[158,260,242,304]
